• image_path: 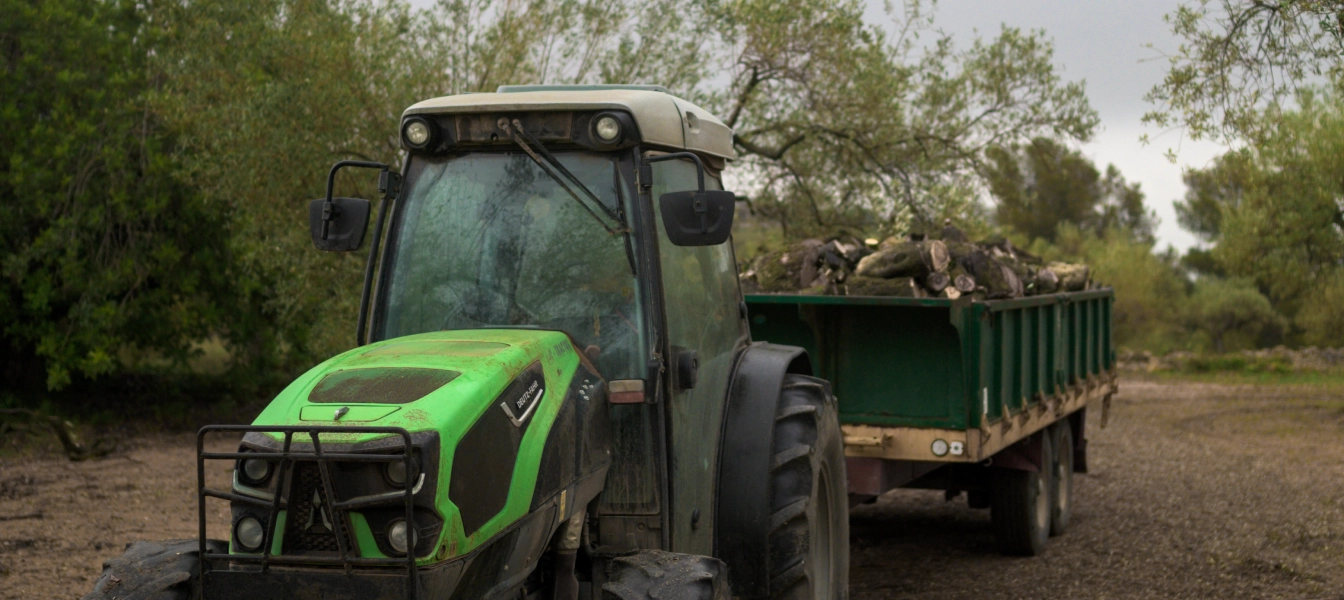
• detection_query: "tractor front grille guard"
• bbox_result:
[197,425,418,600]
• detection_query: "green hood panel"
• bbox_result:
[250,328,587,562]
[253,329,576,438]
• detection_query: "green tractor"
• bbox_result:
[84,85,848,600]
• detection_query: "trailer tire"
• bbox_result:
[602,551,730,600]
[766,374,849,600]
[990,433,1053,556]
[1049,422,1074,536]
[82,539,225,600]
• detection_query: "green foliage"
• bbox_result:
[1146,0,1344,142]
[147,0,443,375]
[1032,225,1189,353]
[0,0,231,391]
[1175,150,1253,242]
[1211,91,1344,321]
[1184,277,1286,353]
[986,138,1155,243]
[1294,268,1344,347]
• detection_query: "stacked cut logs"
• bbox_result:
[740,224,1093,299]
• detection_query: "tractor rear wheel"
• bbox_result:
[767,374,849,600]
[82,539,226,600]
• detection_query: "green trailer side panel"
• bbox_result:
[746,300,965,429]
[745,291,1116,434]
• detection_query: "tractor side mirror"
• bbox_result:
[645,152,737,247]
[309,159,398,253]
[658,190,736,246]
[309,197,371,252]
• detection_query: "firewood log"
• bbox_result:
[924,271,951,293]
[844,276,922,297]
[1046,262,1089,291]
[855,240,950,279]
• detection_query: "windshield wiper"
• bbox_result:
[498,118,630,236]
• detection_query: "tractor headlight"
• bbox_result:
[235,516,266,552]
[386,460,407,486]
[402,117,435,149]
[242,459,270,483]
[387,519,415,555]
[237,453,273,487]
[383,454,420,488]
[593,114,622,143]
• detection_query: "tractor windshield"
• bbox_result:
[376,151,645,379]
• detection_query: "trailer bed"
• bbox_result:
[745,290,1118,466]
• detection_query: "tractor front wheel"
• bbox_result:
[602,551,730,600]
[83,539,227,600]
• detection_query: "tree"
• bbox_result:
[1146,0,1344,141]
[1175,151,1253,242]
[716,1,1098,236]
[985,138,1156,243]
[1212,91,1344,321]
[1185,277,1286,352]
[0,0,230,391]
[1174,150,1253,277]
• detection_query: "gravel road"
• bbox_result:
[1,378,1341,599]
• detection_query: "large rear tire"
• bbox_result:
[768,374,849,600]
[602,551,730,600]
[990,432,1054,556]
[82,539,226,600]
[1049,422,1075,536]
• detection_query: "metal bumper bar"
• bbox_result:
[196,425,418,600]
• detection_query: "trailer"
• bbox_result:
[745,289,1118,555]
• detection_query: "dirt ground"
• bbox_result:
[1,378,1342,599]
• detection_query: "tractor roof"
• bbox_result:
[402,85,736,161]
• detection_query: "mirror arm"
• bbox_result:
[643,152,706,191]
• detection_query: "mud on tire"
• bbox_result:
[602,550,730,600]
[83,539,226,600]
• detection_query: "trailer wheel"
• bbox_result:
[768,374,849,600]
[1049,422,1074,536]
[82,539,226,600]
[602,550,730,600]
[990,433,1054,556]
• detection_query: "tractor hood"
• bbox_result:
[241,328,601,566]
[252,329,579,441]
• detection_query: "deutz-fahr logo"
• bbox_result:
[499,362,545,428]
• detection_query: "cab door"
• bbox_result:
[649,155,749,555]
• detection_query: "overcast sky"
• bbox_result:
[865,0,1227,252]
